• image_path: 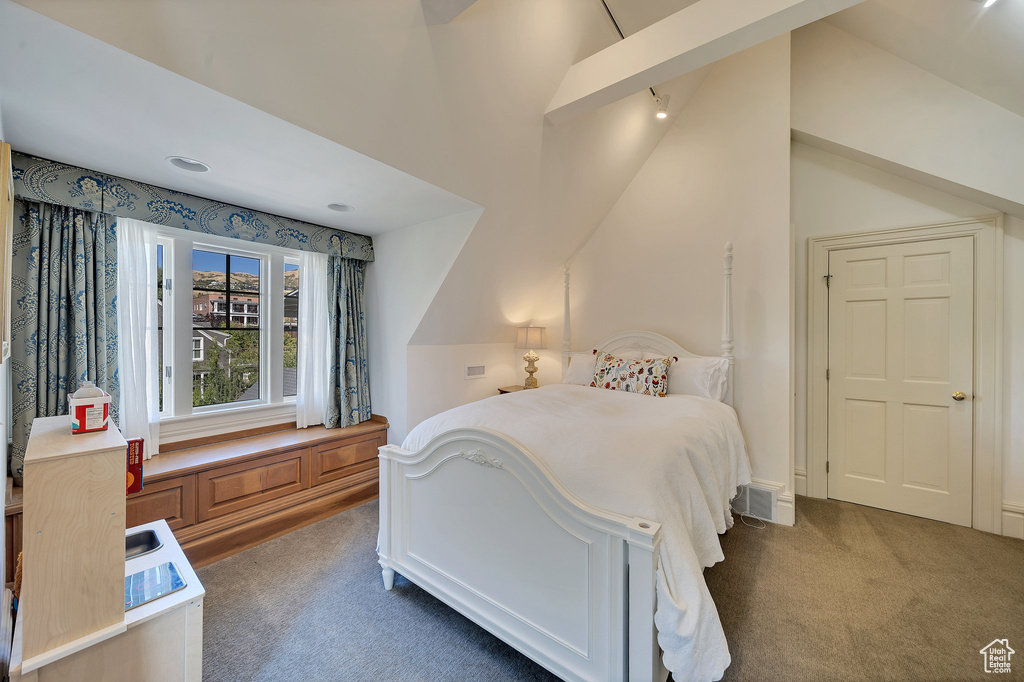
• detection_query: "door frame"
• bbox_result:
[807,216,1003,533]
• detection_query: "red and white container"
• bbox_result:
[68,381,112,434]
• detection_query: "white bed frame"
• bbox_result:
[377,244,735,682]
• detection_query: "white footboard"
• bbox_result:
[378,429,666,682]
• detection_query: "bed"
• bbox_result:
[377,244,749,682]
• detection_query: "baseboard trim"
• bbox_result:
[794,467,807,497]
[776,491,796,526]
[1002,502,1024,540]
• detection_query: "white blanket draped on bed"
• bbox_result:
[402,383,752,682]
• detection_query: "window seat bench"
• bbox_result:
[6,416,388,575]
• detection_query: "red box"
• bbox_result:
[126,439,144,495]
[68,389,112,434]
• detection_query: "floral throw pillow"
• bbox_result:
[590,353,675,397]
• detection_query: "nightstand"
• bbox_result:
[497,385,527,395]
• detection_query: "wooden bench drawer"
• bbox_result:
[127,475,196,530]
[312,435,383,486]
[198,448,309,522]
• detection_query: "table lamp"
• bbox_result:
[514,326,546,389]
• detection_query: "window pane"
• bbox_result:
[192,290,228,328]
[157,244,164,412]
[192,250,227,290]
[192,329,260,406]
[192,248,263,408]
[230,255,261,292]
[283,263,299,397]
[229,295,260,328]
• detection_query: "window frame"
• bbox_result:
[190,247,266,413]
[282,255,300,402]
[151,227,299,437]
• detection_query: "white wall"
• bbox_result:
[405,344,563,431]
[1003,218,1024,515]
[791,141,1024,529]
[571,36,793,496]
[365,209,479,443]
[1,89,7,483]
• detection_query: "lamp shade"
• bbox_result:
[514,326,546,350]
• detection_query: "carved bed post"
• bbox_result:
[722,242,735,405]
[562,265,571,378]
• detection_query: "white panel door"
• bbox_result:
[827,237,974,525]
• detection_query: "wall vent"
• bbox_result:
[465,364,486,380]
[747,487,775,521]
[732,484,776,522]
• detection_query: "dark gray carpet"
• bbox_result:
[198,496,1024,681]
[197,499,558,681]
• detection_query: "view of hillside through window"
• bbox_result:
[192,249,262,407]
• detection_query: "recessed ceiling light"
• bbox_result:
[327,203,354,212]
[166,156,210,173]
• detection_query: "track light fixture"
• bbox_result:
[655,94,670,119]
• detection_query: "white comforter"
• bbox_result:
[402,383,752,682]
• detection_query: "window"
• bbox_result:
[157,243,165,413]
[191,249,262,407]
[154,231,300,425]
[283,261,299,398]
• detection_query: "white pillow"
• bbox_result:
[562,352,597,385]
[668,356,729,401]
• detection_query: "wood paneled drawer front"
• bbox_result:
[312,435,383,486]
[127,476,196,530]
[198,448,309,522]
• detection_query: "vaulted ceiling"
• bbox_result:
[825,0,1024,118]
[607,0,1024,116]
[0,0,479,235]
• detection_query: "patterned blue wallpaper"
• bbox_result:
[11,152,374,261]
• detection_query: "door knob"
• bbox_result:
[952,391,966,401]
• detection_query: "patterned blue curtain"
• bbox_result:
[10,201,119,483]
[325,257,371,428]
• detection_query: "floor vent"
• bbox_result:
[465,364,486,380]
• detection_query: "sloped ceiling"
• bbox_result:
[825,0,1024,118]
[0,1,477,235]
[9,0,693,344]
[603,0,701,36]
[605,0,1023,118]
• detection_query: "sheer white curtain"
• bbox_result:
[116,218,160,458]
[296,251,330,428]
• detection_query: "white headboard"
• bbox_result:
[593,330,701,360]
[562,242,735,405]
